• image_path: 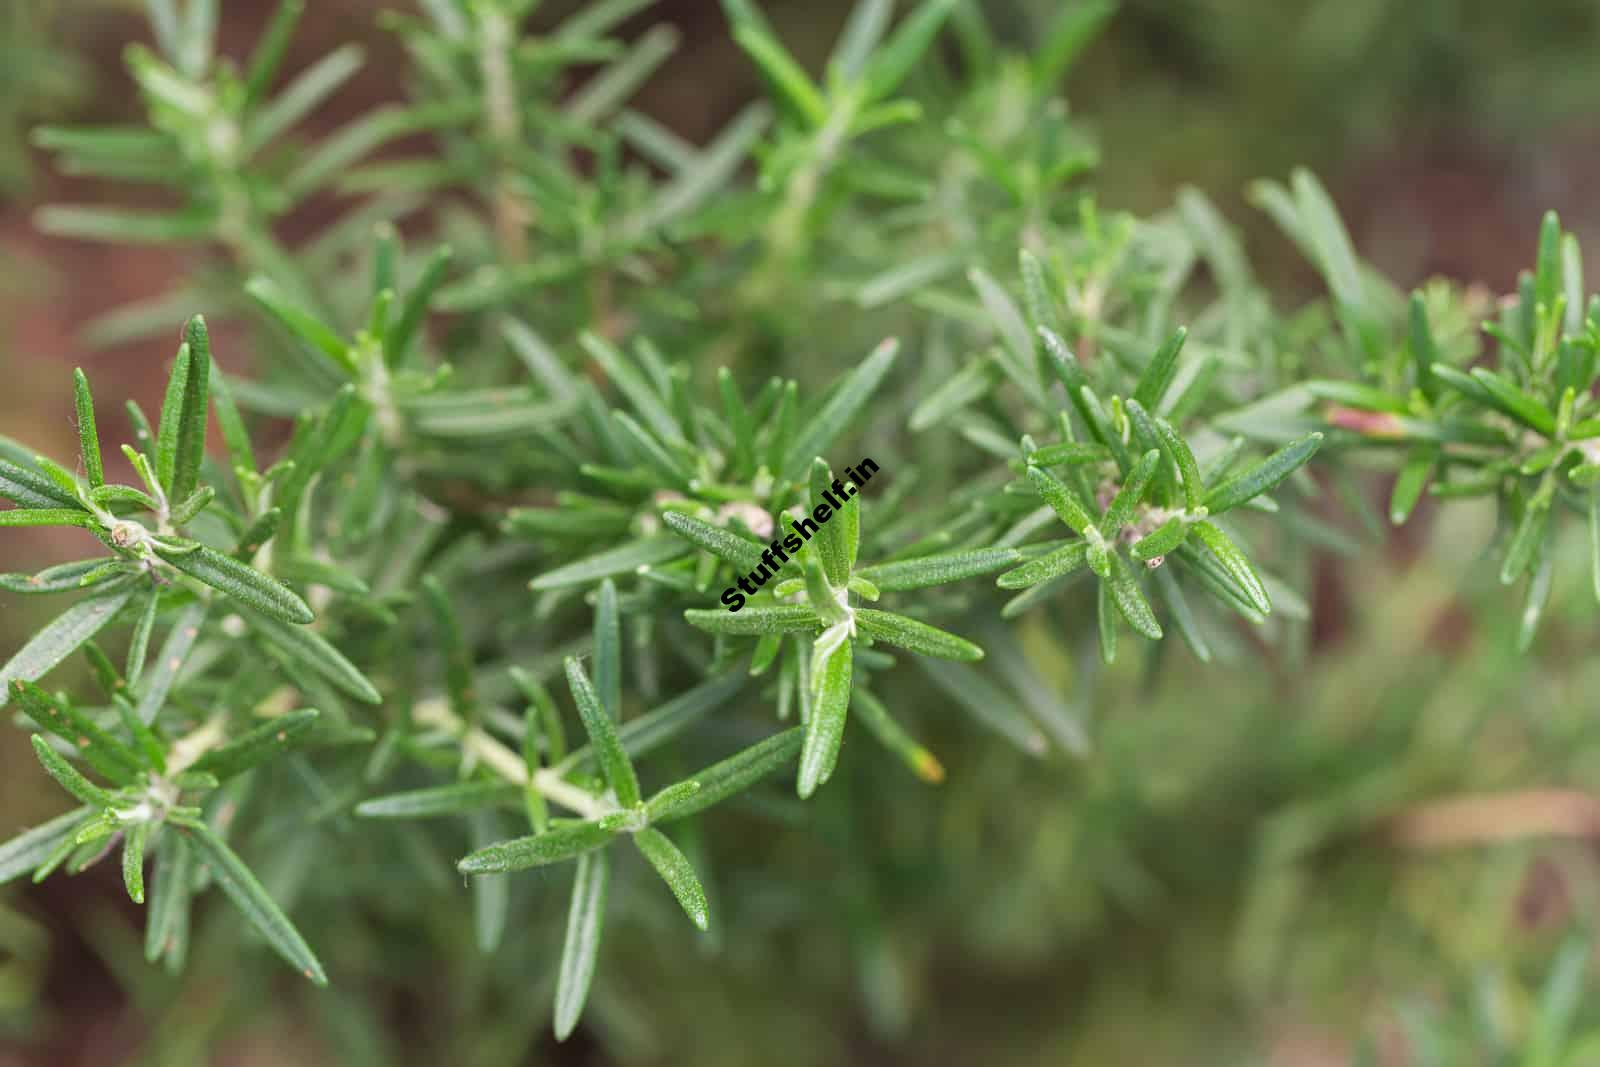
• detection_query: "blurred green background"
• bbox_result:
[7,1,1600,1064]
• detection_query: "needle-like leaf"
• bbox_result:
[157,544,313,625]
[633,827,709,931]
[553,849,608,1042]
[179,820,327,986]
[797,636,851,798]
[565,657,641,808]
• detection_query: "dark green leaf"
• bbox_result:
[247,611,381,704]
[458,818,618,874]
[683,604,819,636]
[855,546,1022,591]
[855,608,983,662]
[158,544,313,625]
[72,369,104,489]
[191,709,321,779]
[1203,433,1324,515]
[0,459,83,510]
[646,729,803,823]
[29,735,112,808]
[565,657,640,808]
[0,589,135,707]
[780,339,898,481]
[179,821,327,985]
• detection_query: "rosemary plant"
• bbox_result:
[3,0,1597,1058]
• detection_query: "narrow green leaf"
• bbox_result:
[683,605,819,636]
[995,541,1089,589]
[861,0,957,103]
[459,818,617,875]
[0,589,135,707]
[1034,0,1116,86]
[0,508,93,528]
[13,679,144,784]
[564,673,746,773]
[247,611,381,705]
[1026,441,1108,466]
[169,486,215,526]
[856,608,983,661]
[1100,449,1161,537]
[1468,368,1557,435]
[1131,516,1187,562]
[154,342,191,494]
[1191,522,1271,615]
[1534,210,1563,313]
[565,657,641,808]
[1501,497,1551,585]
[1026,464,1096,537]
[422,575,476,719]
[386,246,452,363]
[647,729,803,823]
[191,709,320,779]
[356,779,520,819]
[179,821,327,985]
[633,827,709,931]
[1018,248,1062,338]
[811,458,858,588]
[157,544,313,625]
[122,821,149,904]
[781,338,898,481]
[469,810,509,954]
[1389,447,1436,525]
[725,17,826,127]
[144,831,193,968]
[1203,433,1324,515]
[797,637,851,798]
[135,601,205,723]
[915,659,1047,755]
[245,277,351,371]
[969,268,1033,388]
[1132,327,1188,411]
[553,849,608,1042]
[170,316,212,502]
[852,686,944,783]
[72,369,104,488]
[0,459,83,510]
[0,558,121,595]
[594,578,622,721]
[661,511,767,572]
[207,366,256,488]
[125,590,159,689]
[1107,556,1163,640]
[30,735,112,808]
[1408,292,1439,398]
[241,0,304,109]
[1152,564,1211,663]
[530,535,689,590]
[0,808,90,885]
[1096,577,1118,664]
[1518,539,1555,653]
[245,44,364,151]
[855,546,1022,591]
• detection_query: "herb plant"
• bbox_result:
[4,0,1598,1059]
